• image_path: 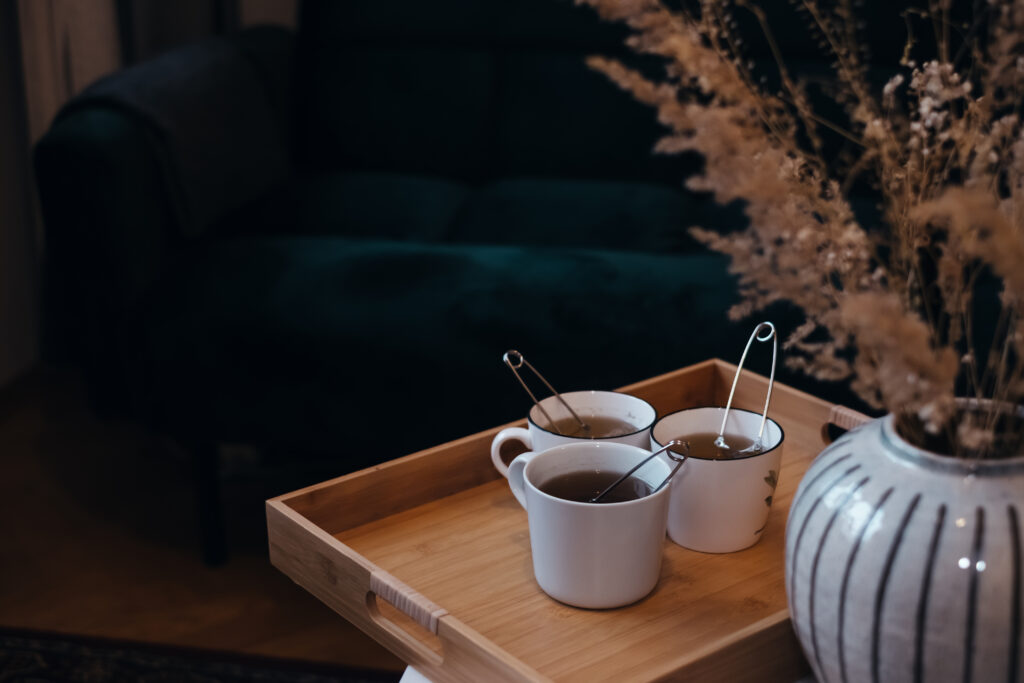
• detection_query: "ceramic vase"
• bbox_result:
[785,413,1024,683]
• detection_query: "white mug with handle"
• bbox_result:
[491,390,656,477]
[507,441,672,608]
[651,406,785,553]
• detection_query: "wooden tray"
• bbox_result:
[267,359,869,682]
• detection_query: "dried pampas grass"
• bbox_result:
[578,0,1024,457]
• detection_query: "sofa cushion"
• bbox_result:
[226,174,708,252]
[293,0,695,185]
[493,51,698,184]
[223,172,470,242]
[295,43,496,179]
[452,178,703,252]
[116,237,741,467]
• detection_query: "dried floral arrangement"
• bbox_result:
[577,0,1024,458]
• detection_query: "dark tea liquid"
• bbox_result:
[546,415,637,438]
[668,431,758,459]
[539,470,652,503]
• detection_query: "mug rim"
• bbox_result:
[528,390,657,440]
[651,405,786,461]
[523,441,671,508]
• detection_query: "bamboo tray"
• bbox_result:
[267,358,869,682]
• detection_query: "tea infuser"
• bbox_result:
[502,350,589,436]
[589,440,689,503]
[715,321,777,456]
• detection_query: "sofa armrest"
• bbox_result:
[34,26,293,365]
[36,108,176,365]
[39,25,294,240]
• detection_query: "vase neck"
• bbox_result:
[881,414,1024,476]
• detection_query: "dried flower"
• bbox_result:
[578,0,1024,457]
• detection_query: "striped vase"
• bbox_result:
[785,412,1023,683]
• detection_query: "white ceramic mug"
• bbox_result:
[507,441,671,609]
[491,390,656,477]
[651,406,785,553]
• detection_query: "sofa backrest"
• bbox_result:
[293,0,695,185]
[294,0,917,188]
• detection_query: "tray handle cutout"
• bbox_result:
[370,569,449,634]
[822,405,872,444]
[367,569,448,666]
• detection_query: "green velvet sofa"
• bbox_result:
[35,0,766,562]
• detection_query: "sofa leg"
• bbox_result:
[193,441,227,566]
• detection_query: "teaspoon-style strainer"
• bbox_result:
[589,440,689,503]
[713,321,778,456]
[502,350,590,436]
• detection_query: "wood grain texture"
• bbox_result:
[269,359,835,681]
[268,500,543,682]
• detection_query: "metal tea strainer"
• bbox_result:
[502,350,590,436]
[714,321,778,456]
[589,440,689,503]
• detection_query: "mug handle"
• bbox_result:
[490,427,532,478]
[507,451,538,509]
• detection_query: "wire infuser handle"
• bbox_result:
[503,350,587,434]
[717,322,777,445]
[590,440,689,503]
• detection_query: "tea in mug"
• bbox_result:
[668,431,758,459]
[539,469,652,503]
[546,415,637,438]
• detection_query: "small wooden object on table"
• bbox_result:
[267,359,866,682]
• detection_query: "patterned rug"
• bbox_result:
[0,627,402,683]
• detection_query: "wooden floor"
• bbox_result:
[0,368,405,673]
